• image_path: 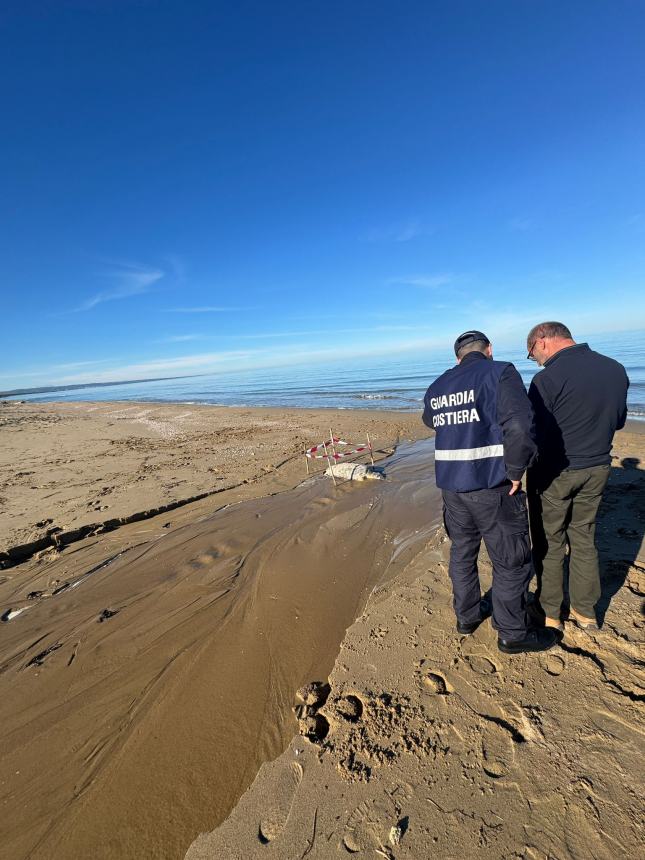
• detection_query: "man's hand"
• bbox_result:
[509,480,522,495]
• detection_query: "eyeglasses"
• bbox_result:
[527,339,539,361]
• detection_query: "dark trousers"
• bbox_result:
[529,465,610,621]
[442,486,532,640]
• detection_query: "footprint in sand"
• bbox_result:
[295,682,331,743]
[258,760,303,844]
[481,730,515,779]
[478,713,526,779]
[542,654,565,676]
[335,694,364,723]
[343,798,395,854]
[465,655,498,675]
[422,671,452,695]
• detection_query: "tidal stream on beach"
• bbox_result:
[0,440,441,860]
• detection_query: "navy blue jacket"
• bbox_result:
[529,343,628,477]
[422,352,537,492]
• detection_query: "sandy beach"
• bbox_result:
[0,401,425,565]
[0,401,432,859]
[0,401,643,859]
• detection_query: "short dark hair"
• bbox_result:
[454,329,490,359]
[526,321,572,347]
[456,339,489,360]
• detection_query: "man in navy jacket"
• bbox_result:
[423,330,558,654]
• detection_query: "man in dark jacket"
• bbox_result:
[423,330,558,654]
[527,321,629,631]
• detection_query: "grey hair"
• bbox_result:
[456,339,489,360]
[526,321,573,347]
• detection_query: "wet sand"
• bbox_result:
[0,402,435,859]
[188,429,645,860]
[0,400,425,564]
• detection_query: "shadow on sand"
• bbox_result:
[529,457,645,626]
[596,457,645,623]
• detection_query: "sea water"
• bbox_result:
[7,330,645,419]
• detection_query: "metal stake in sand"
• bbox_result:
[366,430,374,465]
[322,440,337,486]
[304,444,309,475]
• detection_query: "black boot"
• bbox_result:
[498,628,559,654]
[457,595,492,635]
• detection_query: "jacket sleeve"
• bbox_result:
[528,373,554,452]
[616,368,630,430]
[422,386,435,429]
[497,365,537,480]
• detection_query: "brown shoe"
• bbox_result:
[569,607,599,631]
[544,616,564,633]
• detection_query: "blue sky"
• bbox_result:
[2,1,644,389]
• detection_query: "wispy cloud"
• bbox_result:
[387,273,454,288]
[50,358,120,371]
[154,334,205,343]
[75,261,164,311]
[362,219,435,243]
[233,325,429,340]
[626,213,645,233]
[6,302,644,391]
[164,254,187,283]
[508,216,533,232]
[153,324,441,344]
[26,337,442,387]
[163,306,257,313]
[51,351,256,384]
[0,358,119,383]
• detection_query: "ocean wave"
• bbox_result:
[355,393,421,402]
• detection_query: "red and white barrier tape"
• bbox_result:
[330,445,371,459]
[306,436,345,456]
[306,439,371,459]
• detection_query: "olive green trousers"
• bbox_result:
[529,464,610,621]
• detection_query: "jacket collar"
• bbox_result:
[544,342,589,368]
[459,351,488,365]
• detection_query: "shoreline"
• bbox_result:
[4,395,645,421]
